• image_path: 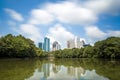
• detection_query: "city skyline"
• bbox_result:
[0,0,120,48]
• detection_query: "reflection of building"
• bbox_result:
[67,66,85,80]
[52,64,61,73]
[67,36,85,49]
[38,37,50,52]
[42,64,50,78]
[52,41,61,51]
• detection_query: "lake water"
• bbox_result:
[0,58,119,80]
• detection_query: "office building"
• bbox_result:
[67,39,75,49]
[38,42,44,49]
[67,36,85,49]
[52,41,61,51]
[38,37,50,52]
[43,37,50,52]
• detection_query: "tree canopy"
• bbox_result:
[53,37,120,59]
[0,34,45,58]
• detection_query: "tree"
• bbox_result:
[0,34,44,58]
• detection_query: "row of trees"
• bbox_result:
[53,37,120,59]
[0,34,120,59]
[0,34,46,58]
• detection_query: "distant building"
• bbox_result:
[38,37,50,52]
[44,37,50,52]
[38,42,44,49]
[83,44,91,47]
[67,36,85,49]
[52,41,61,51]
[67,39,75,49]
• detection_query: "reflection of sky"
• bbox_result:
[25,69,44,80]
[80,70,109,80]
[25,64,110,80]
[47,66,75,80]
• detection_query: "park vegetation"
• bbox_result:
[0,34,47,58]
[0,34,120,59]
[52,37,120,59]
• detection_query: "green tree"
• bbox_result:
[0,34,44,58]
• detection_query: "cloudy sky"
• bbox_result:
[0,0,120,48]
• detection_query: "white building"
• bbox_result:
[52,41,61,51]
[67,36,85,49]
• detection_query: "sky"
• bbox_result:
[0,0,120,48]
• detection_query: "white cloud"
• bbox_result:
[45,2,97,25]
[4,8,24,21]
[46,24,75,48]
[84,0,120,14]
[28,9,54,25]
[107,31,120,37]
[20,24,42,43]
[85,26,120,45]
[6,0,120,47]
[85,26,106,39]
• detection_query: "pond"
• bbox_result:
[0,58,119,80]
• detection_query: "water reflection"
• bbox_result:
[26,63,109,80]
[0,59,119,80]
[80,70,109,80]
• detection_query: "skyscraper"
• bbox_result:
[43,37,50,52]
[67,36,85,49]
[52,41,61,51]
[67,39,75,49]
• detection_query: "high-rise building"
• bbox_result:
[52,41,61,51]
[43,37,50,52]
[67,39,75,49]
[38,42,44,49]
[38,37,50,52]
[75,36,80,48]
[67,36,85,49]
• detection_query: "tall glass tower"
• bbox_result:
[43,37,50,52]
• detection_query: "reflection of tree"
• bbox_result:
[52,58,120,80]
[80,69,109,80]
[95,60,120,80]
[0,59,37,80]
[36,60,43,72]
[2,59,119,80]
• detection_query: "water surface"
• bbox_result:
[0,58,119,80]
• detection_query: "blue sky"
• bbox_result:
[0,0,120,48]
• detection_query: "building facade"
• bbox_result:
[44,37,50,52]
[67,36,85,49]
[38,42,44,49]
[67,39,75,49]
[38,37,50,52]
[52,41,61,51]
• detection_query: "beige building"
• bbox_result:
[67,36,85,49]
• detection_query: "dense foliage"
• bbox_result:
[94,37,120,58]
[53,37,120,59]
[0,34,46,58]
